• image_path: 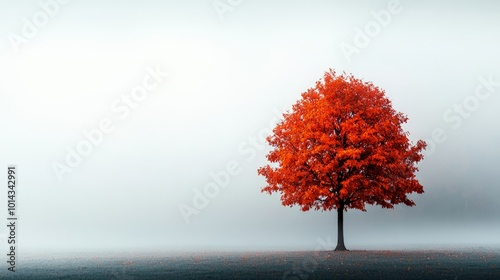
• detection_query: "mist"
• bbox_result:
[0,0,499,253]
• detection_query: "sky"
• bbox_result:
[0,0,499,253]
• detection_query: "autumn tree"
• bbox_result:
[258,70,426,251]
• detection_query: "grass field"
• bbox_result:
[2,248,499,279]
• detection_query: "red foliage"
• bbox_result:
[258,70,426,212]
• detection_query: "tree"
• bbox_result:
[258,70,426,251]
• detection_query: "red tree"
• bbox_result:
[258,70,426,251]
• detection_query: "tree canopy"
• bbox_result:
[258,70,426,250]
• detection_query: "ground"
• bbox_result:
[2,249,499,279]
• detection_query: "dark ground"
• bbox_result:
[2,249,499,279]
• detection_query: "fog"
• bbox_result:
[0,0,499,253]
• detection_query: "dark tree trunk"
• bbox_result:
[335,205,347,251]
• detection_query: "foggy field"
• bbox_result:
[2,248,500,279]
[2,2,500,280]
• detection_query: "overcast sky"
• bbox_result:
[0,0,499,253]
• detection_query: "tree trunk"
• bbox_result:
[334,205,347,251]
